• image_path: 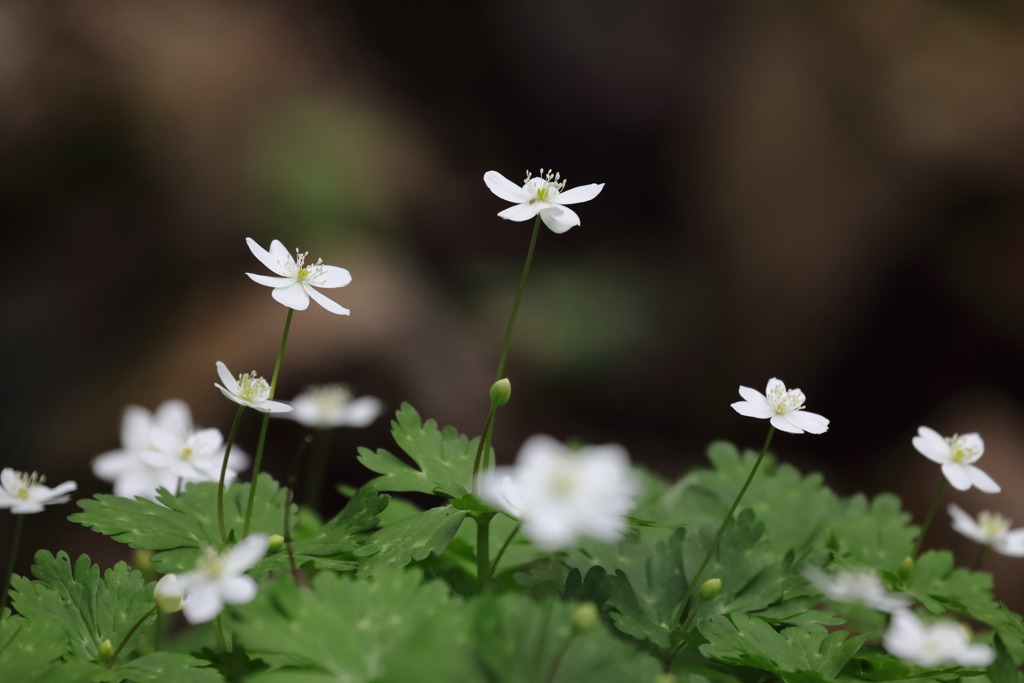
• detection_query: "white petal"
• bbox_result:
[247,273,294,288]
[271,282,311,311]
[305,285,350,315]
[967,466,1000,494]
[215,362,238,394]
[254,399,293,414]
[730,401,775,419]
[947,503,983,542]
[484,171,531,203]
[737,386,767,404]
[770,414,805,434]
[219,576,258,605]
[996,530,1024,556]
[10,501,45,514]
[120,406,153,449]
[540,206,580,233]
[46,480,77,500]
[960,432,985,460]
[226,534,269,573]
[246,238,288,276]
[341,397,383,427]
[556,182,604,205]
[314,265,352,288]
[496,203,539,222]
[155,400,192,432]
[267,240,294,270]
[181,584,223,624]
[765,378,787,393]
[215,384,246,407]
[941,463,972,491]
[783,410,829,434]
[92,451,130,481]
[912,426,950,464]
[957,644,995,667]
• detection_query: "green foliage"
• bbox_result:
[353,505,467,576]
[356,403,486,499]
[0,613,78,682]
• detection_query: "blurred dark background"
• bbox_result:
[4,0,1024,607]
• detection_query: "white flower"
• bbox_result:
[279,384,383,429]
[484,169,604,234]
[157,534,269,624]
[730,378,829,434]
[912,427,1000,493]
[948,503,1024,556]
[92,400,248,500]
[883,610,994,668]
[0,469,77,514]
[476,435,638,551]
[245,238,351,315]
[802,566,910,613]
[214,362,292,413]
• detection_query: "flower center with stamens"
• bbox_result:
[292,250,325,284]
[196,548,226,579]
[765,384,806,415]
[979,510,1010,538]
[310,384,353,412]
[524,168,567,204]
[945,434,980,463]
[13,471,44,499]
[236,372,271,403]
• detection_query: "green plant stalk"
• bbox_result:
[471,404,498,489]
[215,613,232,653]
[475,512,496,592]
[494,214,542,382]
[217,405,247,543]
[543,631,578,683]
[107,606,157,668]
[912,478,947,558]
[303,427,331,510]
[673,426,775,625]
[0,514,24,620]
[972,544,989,572]
[488,523,520,580]
[243,308,294,537]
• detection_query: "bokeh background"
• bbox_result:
[4,1,1024,609]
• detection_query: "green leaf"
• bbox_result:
[110,652,225,682]
[235,570,476,681]
[828,493,917,573]
[9,551,155,662]
[70,474,291,575]
[353,505,468,576]
[356,403,485,498]
[0,614,75,682]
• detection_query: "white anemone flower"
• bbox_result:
[883,610,994,668]
[948,503,1024,557]
[484,169,604,234]
[245,238,351,315]
[476,435,639,551]
[802,566,909,613]
[730,378,829,435]
[156,534,269,624]
[214,361,292,414]
[912,427,1000,493]
[0,469,77,514]
[279,384,383,429]
[140,426,249,485]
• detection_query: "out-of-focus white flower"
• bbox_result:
[92,400,248,500]
[484,169,604,234]
[802,566,909,613]
[214,362,292,414]
[948,503,1024,557]
[0,469,76,514]
[730,378,829,435]
[476,435,638,551]
[279,384,382,429]
[245,238,351,315]
[883,610,994,668]
[156,534,269,624]
[912,427,1000,493]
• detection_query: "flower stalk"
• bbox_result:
[495,214,541,382]
[912,478,947,558]
[218,405,247,543]
[0,514,24,620]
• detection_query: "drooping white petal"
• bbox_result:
[540,205,580,234]
[770,414,805,434]
[948,503,983,542]
[219,576,259,605]
[305,285,350,316]
[252,399,293,414]
[215,362,239,394]
[271,282,311,311]
[912,426,950,463]
[342,397,383,427]
[556,182,604,205]
[967,466,1000,494]
[730,400,776,419]
[314,265,353,288]
[496,203,539,222]
[224,534,269,574]
[246,273,295,288]
[484,171,532,203]
[246,237,288,277]
[181,583,224,624]
[941,463,973,491]
[783,410,829,434]
[997,529,1024,556]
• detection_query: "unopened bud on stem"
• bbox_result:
[490,378,512,406]
[698,578,722,601]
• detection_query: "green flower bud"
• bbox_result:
[653,674,677,683]
[698,577,723,601]
[96,639,114,663]
[490,378,512,406]
[898,556,914,581]
[268,534,286,552]
[154,574,184,614]
[571,602,598,633]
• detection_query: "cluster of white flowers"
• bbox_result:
[883,610,994,668]
[92,400,248,501]
[0,469,76,514]
[154,534,268,624]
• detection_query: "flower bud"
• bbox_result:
[698,578,722,601]
[489,378,512,406]
[898,556,914,581]
[154,574,185,614]
[570,602,598,633]
[96,639,114,663]
[653,675,677,683]
[268,534,286,552]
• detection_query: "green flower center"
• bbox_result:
[946,434,980,463]
[524,168,567,205]
[236,372,270,403]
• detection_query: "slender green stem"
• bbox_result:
[475,512,496,591]
[972,544,989,572]
[674,426,775,625]
[303,427,331,511]
[912,478,947,558]
[494,215,542,381]
[216,613,232,653]
[1,514,25,619]
[243,309,294,537]
[107,606,157,667]
[533,598,555,681]
[218,405,247,543]
[543,632,577,683]
[488,523,520,580]
[471,405,498,491]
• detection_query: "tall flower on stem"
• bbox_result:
[245,238,352,315]
[673,378,828,629]
[948,503,1024,569]
[1,469,77,619]
[911,426,999,558]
